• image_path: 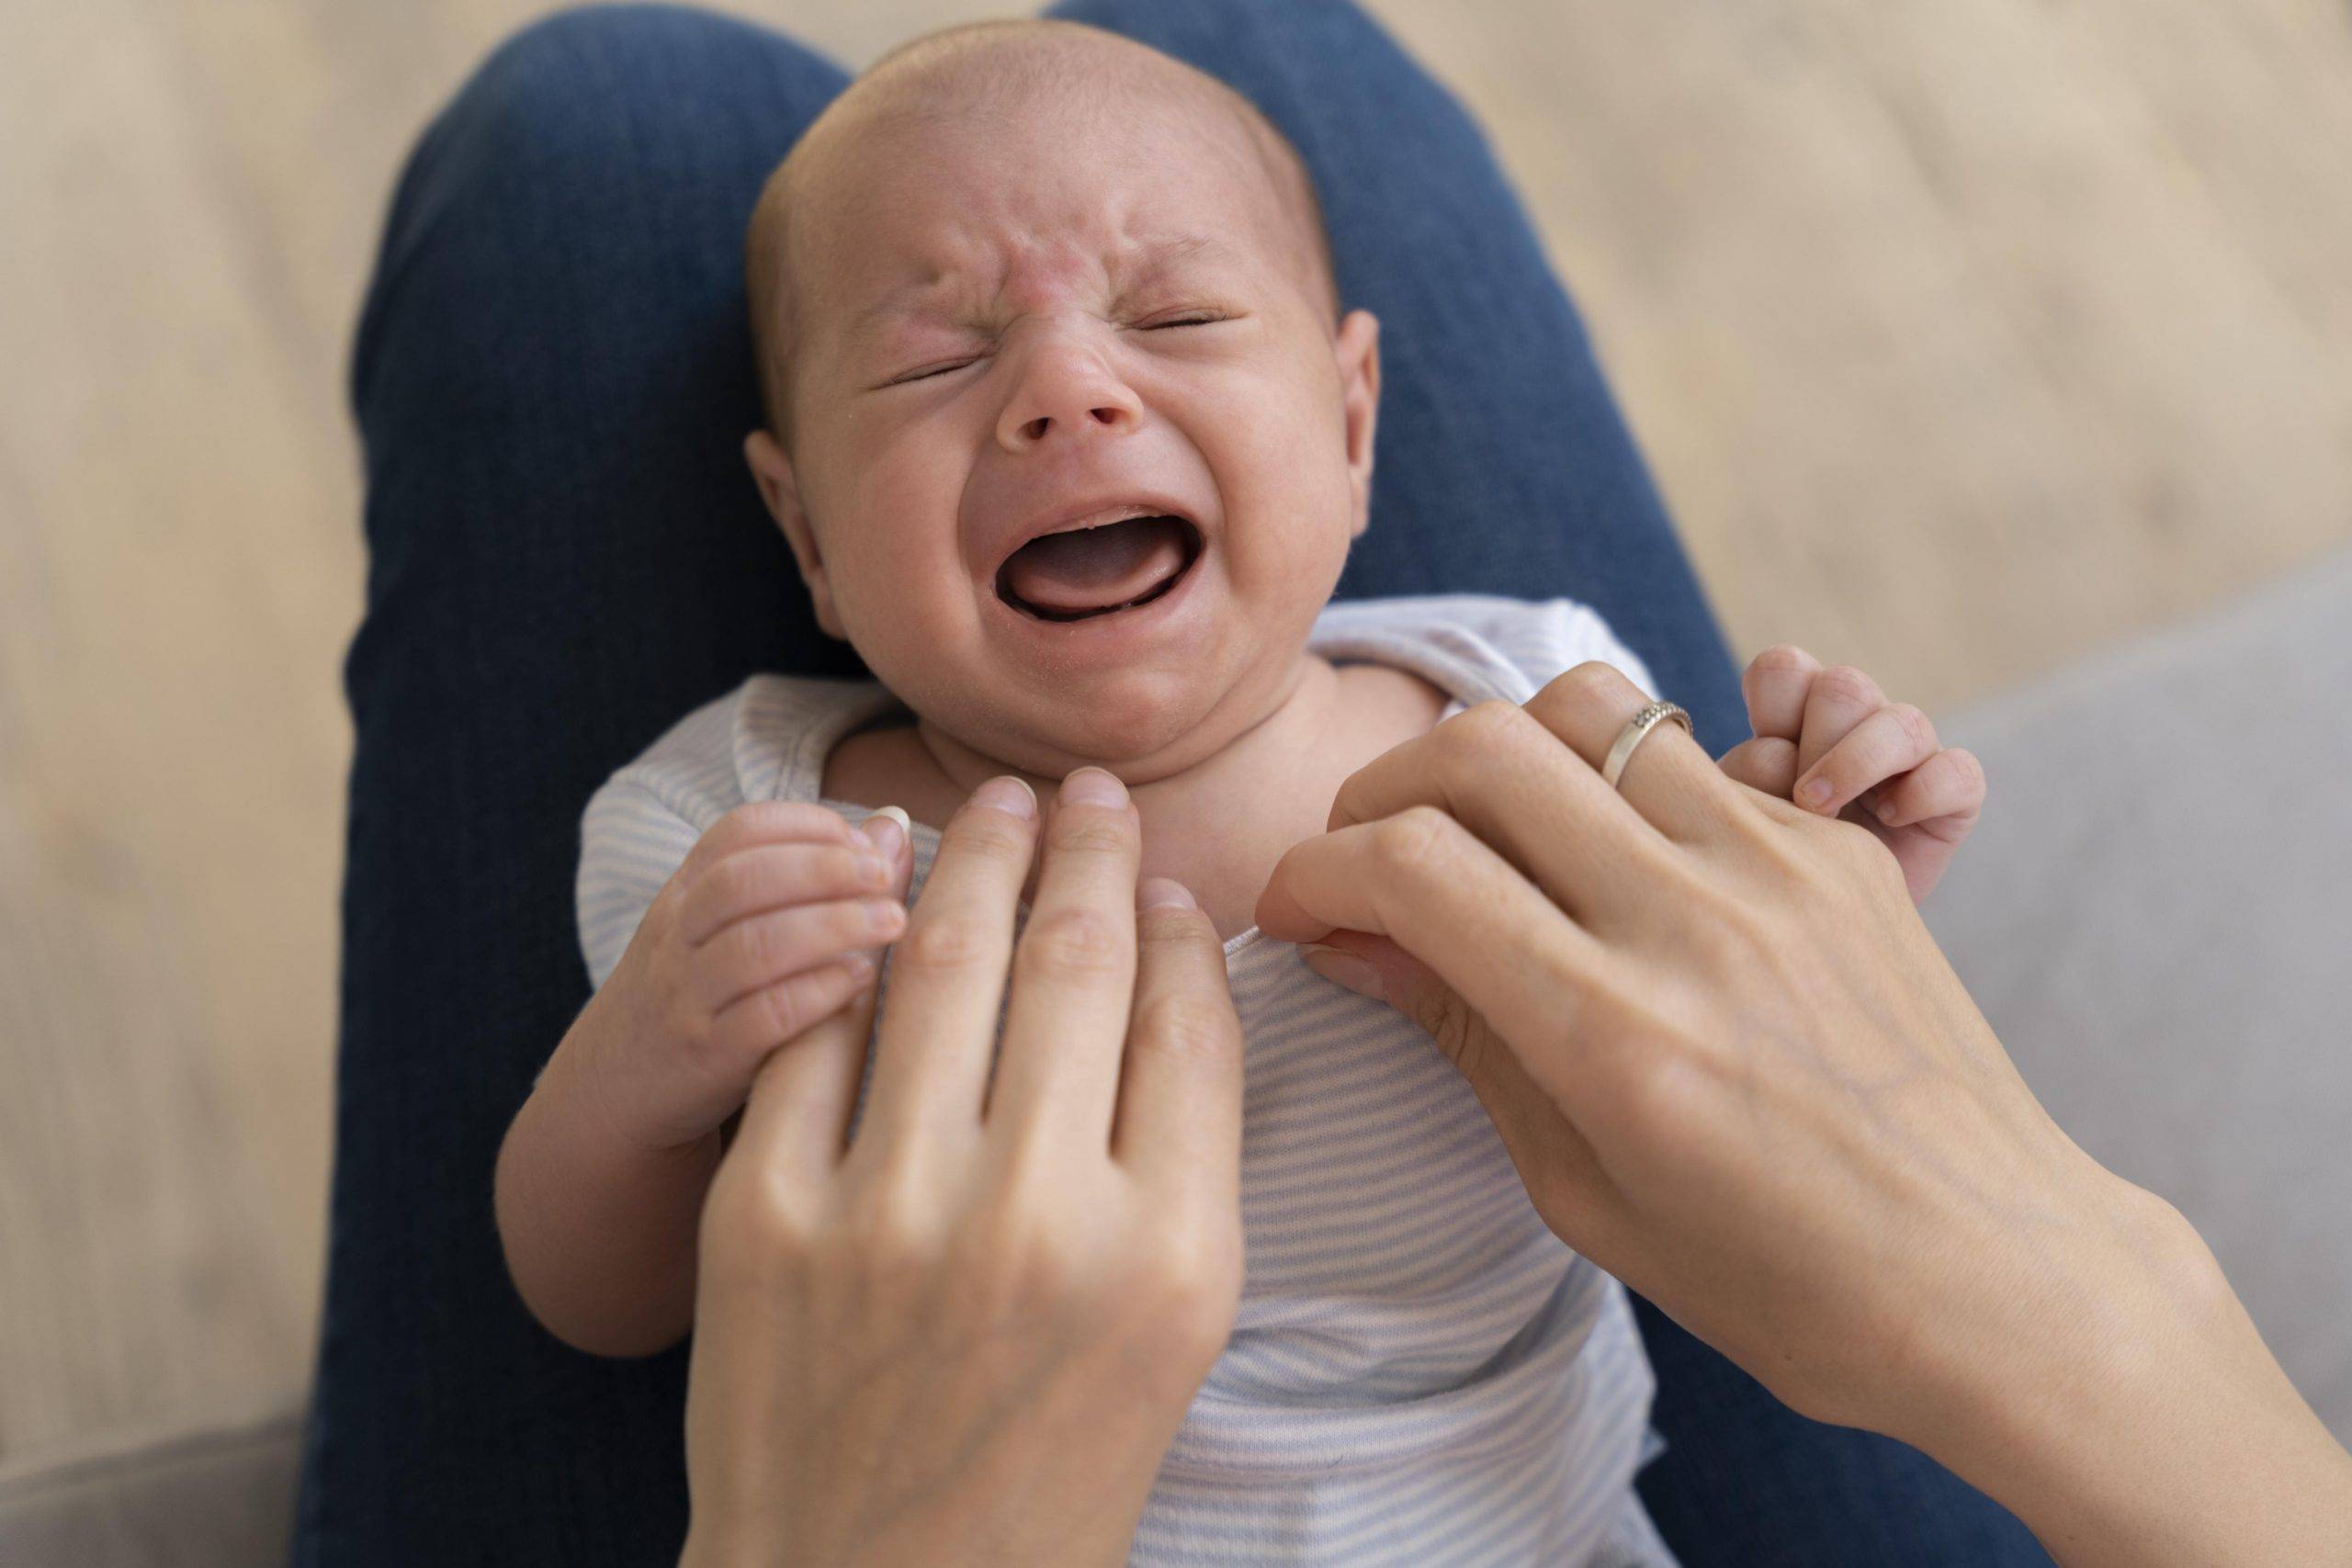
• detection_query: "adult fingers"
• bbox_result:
[730,813,911,1185]
[679,840,896,948]
[706,957,876,1073]
[1254,807,1616,1107]
[730,975,878,1189]
[1319,691,1681,929]
[855,776,1039,1150]
[1790,703,1939,817]
[1520,661,1739,845]
[1114,879,1245,1214]
[1794,664,1887,780]
[988,768,1143,1150]
[1741,644,1823,740]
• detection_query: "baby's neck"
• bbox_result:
[822,652,1449,942]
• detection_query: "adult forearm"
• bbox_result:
[1915,1195,2352,1566]
[493,1021,722,1358]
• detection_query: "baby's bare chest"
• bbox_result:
[819,663,1453,940]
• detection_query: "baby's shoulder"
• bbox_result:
[595,671,893,832]
[1317,592,1654,700]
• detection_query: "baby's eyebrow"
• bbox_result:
[841,233,1238,351]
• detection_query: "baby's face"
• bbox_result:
[747,80,1380,781]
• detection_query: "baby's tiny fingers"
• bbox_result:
[682,840,896,949]
[1717,735,1800,798]
[707,957,877,1072]
[1792,702,1938,815]
[1741,644,1823,742]
[1793,664,1888,779]
[1869,748,1985,832]
[696,896,907,1013]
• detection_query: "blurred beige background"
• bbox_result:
[4,0,2349,1463]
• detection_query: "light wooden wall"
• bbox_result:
[4,0,2347,1460]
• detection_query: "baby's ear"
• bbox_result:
[743,429,846,640]
[1334,309,1381,541]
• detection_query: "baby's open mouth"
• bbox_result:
[995,513,1203,622]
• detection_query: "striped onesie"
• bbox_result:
[576,592,1679,1565]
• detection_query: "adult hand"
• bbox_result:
[1254,662,2352,1568]
[681,768,1245,1568]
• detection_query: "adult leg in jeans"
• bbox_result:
[296,10,857,1565]
[302,1,2050,1563]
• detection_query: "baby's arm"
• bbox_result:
[495,800,910,1357]
[1718,644,1986,905]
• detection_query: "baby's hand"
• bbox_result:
[586,802,911,1150]
[1716,646,1985,905]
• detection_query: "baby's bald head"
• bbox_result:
[743,18,1340,452]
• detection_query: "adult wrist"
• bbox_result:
[1927,1182,2211,1506]
[1911,1182,2352,1563]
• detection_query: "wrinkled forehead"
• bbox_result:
[789,87,1309,363]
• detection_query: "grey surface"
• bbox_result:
[1925,545,2352,1440]
[0,1401,300,1568]
[4,550,2347,1565]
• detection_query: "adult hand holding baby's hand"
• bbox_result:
[1257,662,2352,1566]
[1712,644,1984,902]
[681,770,1246,1568]
[578,801,912,1151]
[1715,644,1984,904]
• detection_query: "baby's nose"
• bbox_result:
[997,342,1144,449]
[1006,401,1134,445]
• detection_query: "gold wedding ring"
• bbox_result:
[1600,700,1694,791]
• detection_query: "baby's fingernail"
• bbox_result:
[971,775,1036,819]
[1800,776,1834,807]
[1137,876,1195,911]
[862,805,910,859]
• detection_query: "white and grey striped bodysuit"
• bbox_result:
[576,593,1680,1566]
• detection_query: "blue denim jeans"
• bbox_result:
[298,3,2052,1562]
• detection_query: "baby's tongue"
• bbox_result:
[1001,514,1188,614]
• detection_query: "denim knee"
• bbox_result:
[443,4,844,176]
[351,2,849,416]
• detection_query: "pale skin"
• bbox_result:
[496,25,1986,1360]
[496,23,2352,1561]
[678,772,1240,1568]
[502,23,1396,1351]
[679,665,2352,1568]
[494,631,1984,1354]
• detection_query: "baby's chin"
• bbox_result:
[1012,671,1255,770]
[933,641,1306,781]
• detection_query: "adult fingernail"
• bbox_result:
[1800,775,1834,807]
[1301,942,1379,999]
[1060,766,1127,808]
[861,805,909,858]
[971,775,1036,819]
[1137,876,1195,911]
